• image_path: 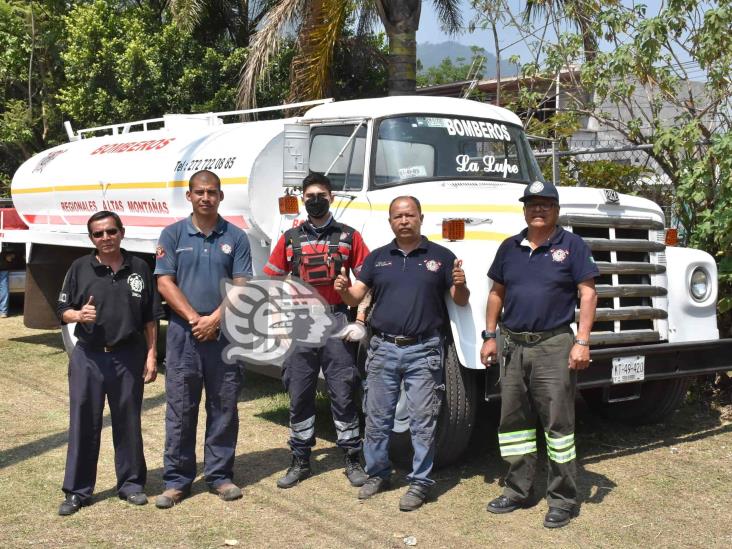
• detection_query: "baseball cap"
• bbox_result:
[519,180,559,202]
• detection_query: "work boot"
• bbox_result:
[358,476,390,500]
[343,452,368,487]
[277,455,311,489]
[543,507,573,528]
[486,494,526,514]
[399,483,430,511]
[211,482,243,501]
[155,488,187,509]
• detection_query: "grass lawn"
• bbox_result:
[1,315,731,548]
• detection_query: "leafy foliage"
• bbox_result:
[512,0,732,326]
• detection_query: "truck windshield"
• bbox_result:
[372,115,541,188]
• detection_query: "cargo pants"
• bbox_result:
[497,328,578,511]
[282,312,361,459]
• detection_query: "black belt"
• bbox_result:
[373,330,440,347]
[81,337,139,353]
[503,325,571,345]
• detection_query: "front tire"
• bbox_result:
[389,340,479,468]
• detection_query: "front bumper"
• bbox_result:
[485,338,732,400]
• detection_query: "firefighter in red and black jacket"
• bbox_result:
[263,173,370,489]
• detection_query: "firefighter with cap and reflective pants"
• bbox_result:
[56,210,162,515]
[481,180,598,528]
[263,172,370,489]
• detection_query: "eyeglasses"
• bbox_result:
[90,228,120,238]
[524,202,557,212]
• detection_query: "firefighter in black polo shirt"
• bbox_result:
[56,211,162,516]
[481,181,599,528]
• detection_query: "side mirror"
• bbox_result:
[283,123,310,187]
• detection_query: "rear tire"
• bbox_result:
[389,340,479,468]
[581,377,691,424]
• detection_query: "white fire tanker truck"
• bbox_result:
[6,96,731,465]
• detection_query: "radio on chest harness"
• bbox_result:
[286,222,352,286]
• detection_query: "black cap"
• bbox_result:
[519,180,559,202]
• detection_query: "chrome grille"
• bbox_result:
[559,214,667,346]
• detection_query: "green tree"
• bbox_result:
[416,46,488,88]
[59,0,250,129]
[0,0,67,195]
[524,0,732,320]
[238,0,461,107]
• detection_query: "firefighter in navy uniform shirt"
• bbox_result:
[481,180,599,529]
[154,170,252,509]
[336,196,470,512]
[263,173,370,489]
[56,211,162,516]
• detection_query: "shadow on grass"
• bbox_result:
[89,444,347,505]
[0,391,168,471]
[9,331,65,352]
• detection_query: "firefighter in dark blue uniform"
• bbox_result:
[57,211,162,516]
[481,181,599,528]
[336,196,470,511]
[154,170,252,508]
[263,173,370,489]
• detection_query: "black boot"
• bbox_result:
[343,451,368,487]
[277,455,311,489]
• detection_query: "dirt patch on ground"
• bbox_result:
[1,316,731,548]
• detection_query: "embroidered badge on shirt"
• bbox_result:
[424,259,442,272]
[155,245,165,259]
[550,248,569,263]
[127,273,144,297]
[221,243,232,255]
[375,261,392,268]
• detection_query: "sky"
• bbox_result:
[416,0,687,68]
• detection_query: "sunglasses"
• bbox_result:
[524,202,557,212]
[90,228,120,238]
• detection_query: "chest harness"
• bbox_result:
[285,223,352,286]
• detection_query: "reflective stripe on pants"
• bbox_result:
[497,328,577,511]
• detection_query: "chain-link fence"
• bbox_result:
[531,139,675,225]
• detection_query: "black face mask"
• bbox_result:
[305,195,330,219]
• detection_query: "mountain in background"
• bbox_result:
[417,41,517,80]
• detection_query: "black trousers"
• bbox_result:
[282,329,361,459]
[62,342,146,503]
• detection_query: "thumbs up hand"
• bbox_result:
[334,266,350,293]
[452,258,466,287]
[79,295,97,324]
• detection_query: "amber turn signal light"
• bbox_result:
[665,228,678,246]
[442,219,465,241]
[279,195,299,215]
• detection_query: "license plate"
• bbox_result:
[612,355,645,384]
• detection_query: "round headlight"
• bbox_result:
[690,267,709,301]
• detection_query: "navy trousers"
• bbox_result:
[63,341,146,503]
[282,325,361,459]
[163,314,243,490]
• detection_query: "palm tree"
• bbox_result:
[523,0,601,62]
[237,0,462,108]
[373,0,461,95]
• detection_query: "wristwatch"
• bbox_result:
[574,338,590,346]
[481,330,497,341]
